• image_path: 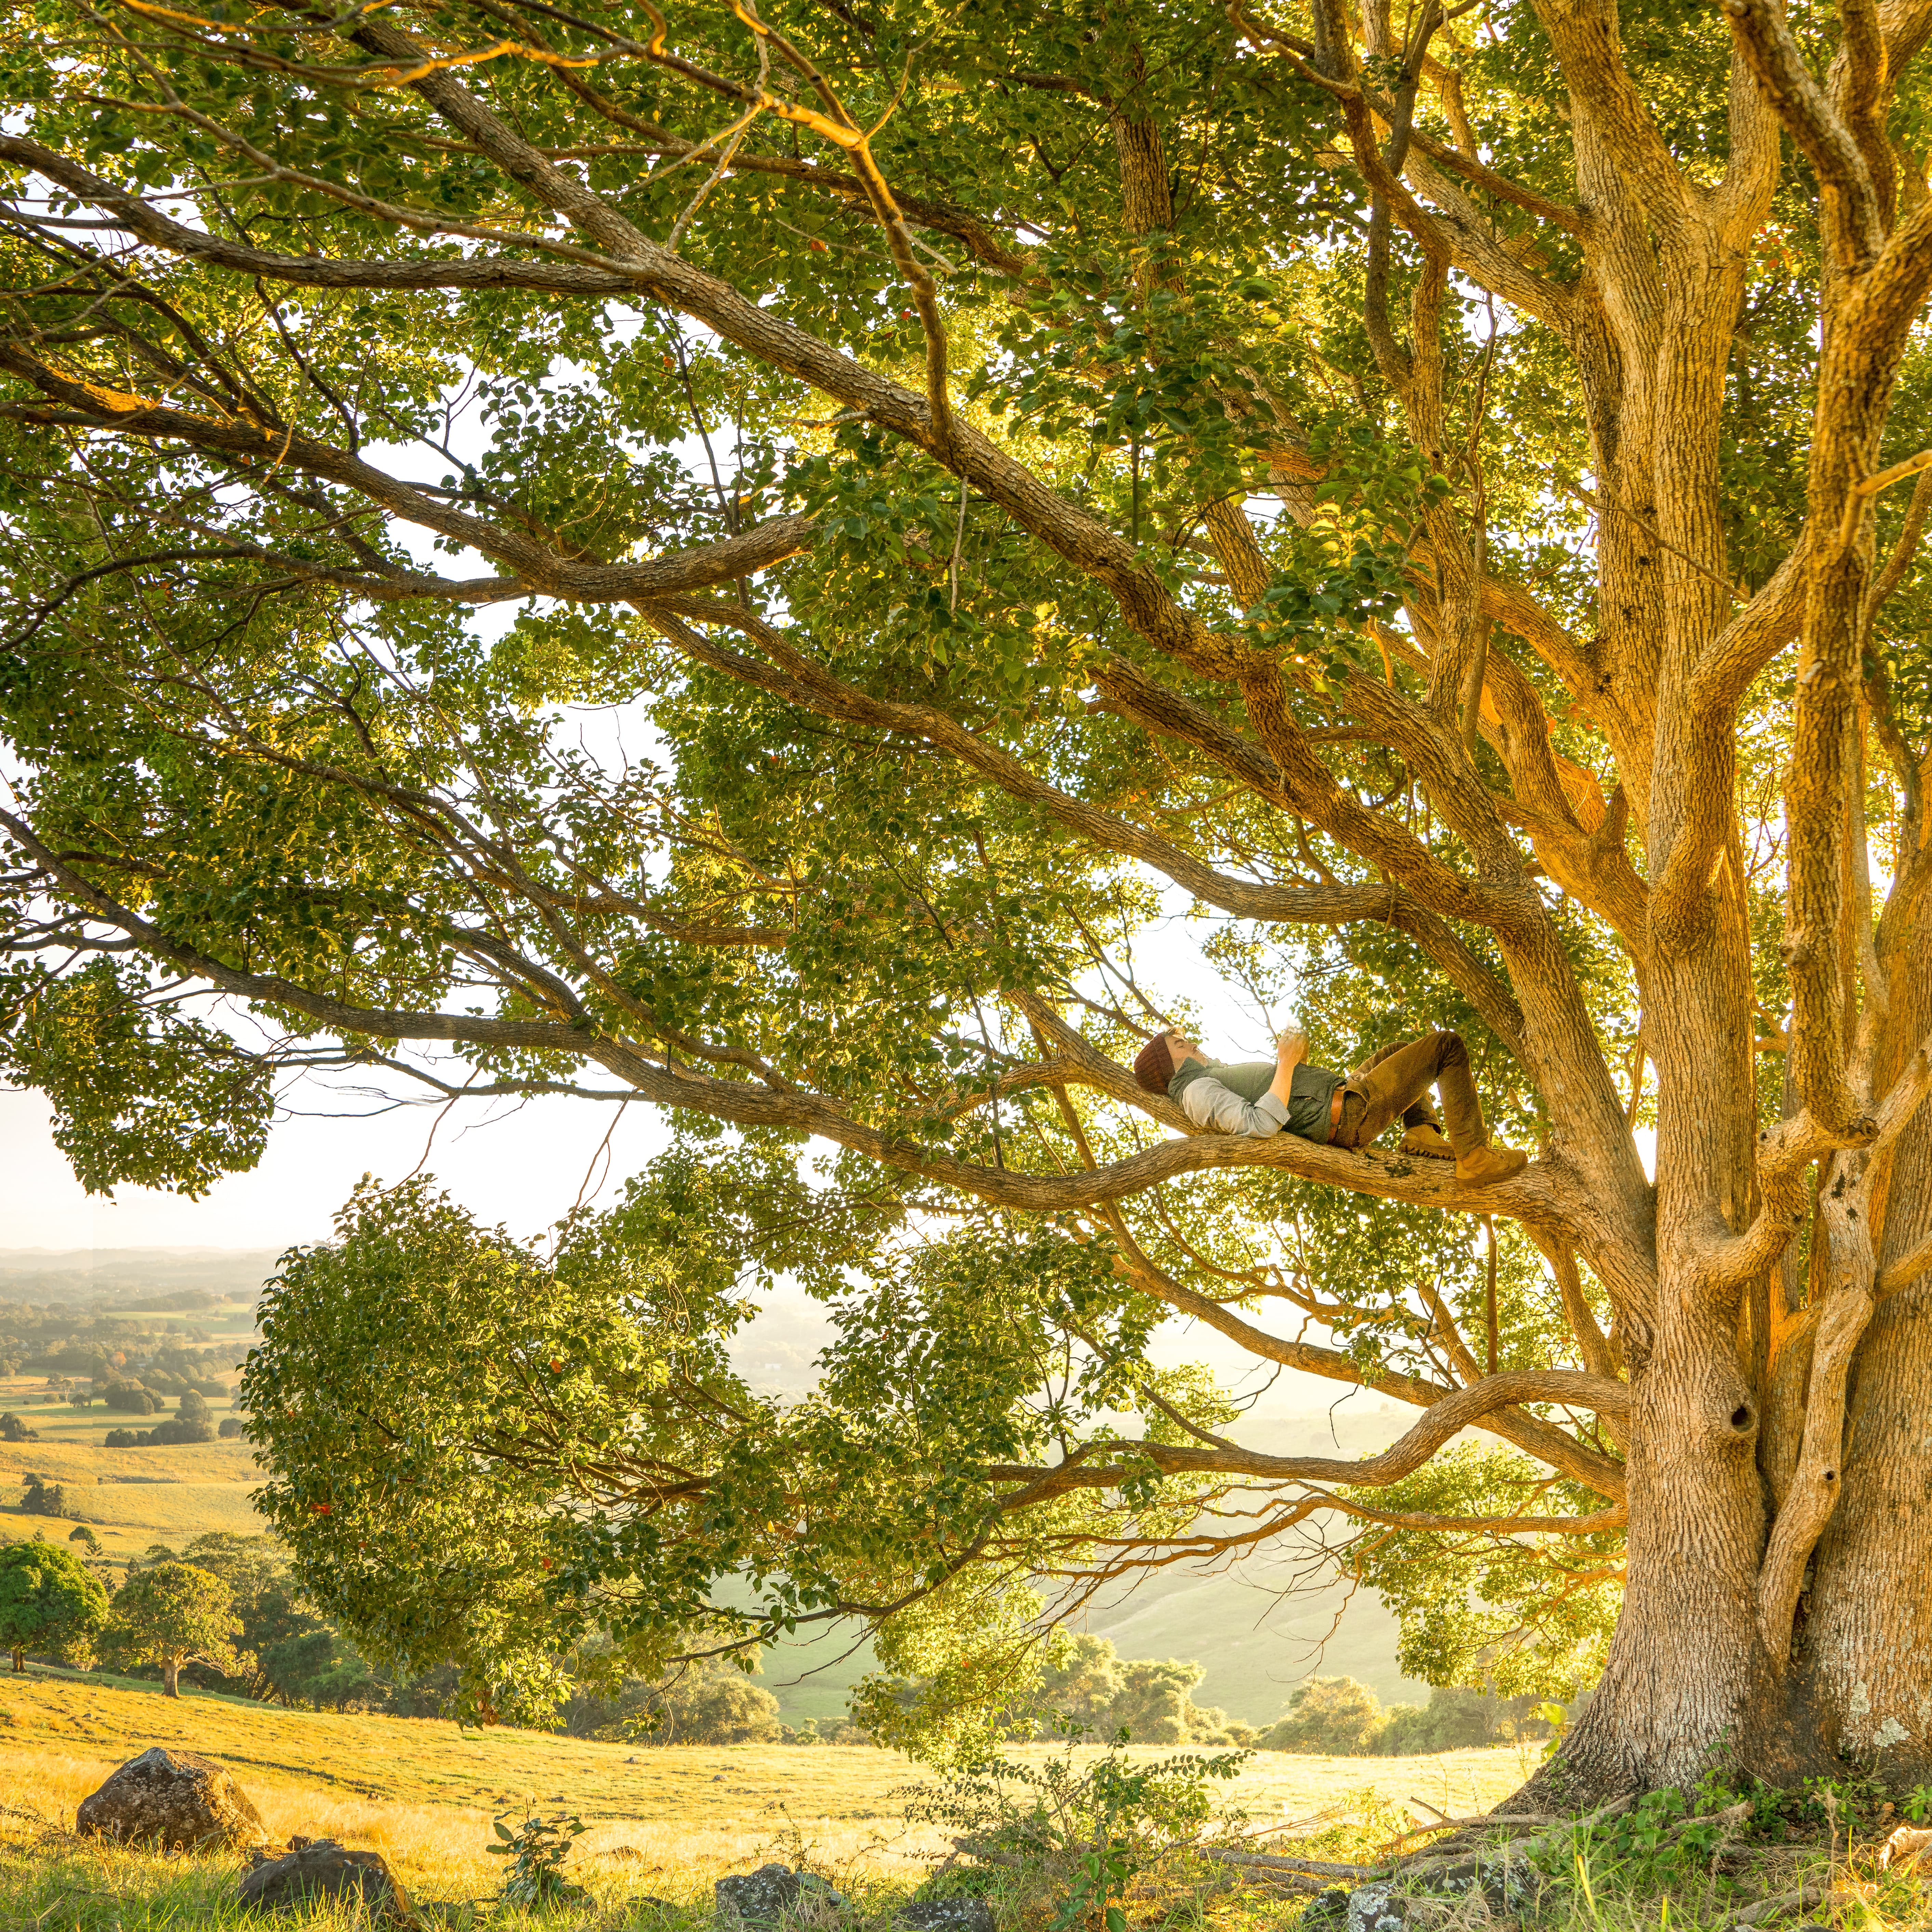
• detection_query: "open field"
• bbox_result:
[0,1668,1535,1910]
[0,1399,261,1562]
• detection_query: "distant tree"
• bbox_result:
[1028,1634,1253,1745]
[17,1473,75,1519]
[135,1533,393,1709]
[1106,1658,1210,1747]
[101,1381,160,1417]
[1033,1633,1125,1732]
[1375,1686,1498,1756]
[1260,1678,1387,1756]
[142,1390,215,1448]
[254,1626,387,1710]
[0,1413,38,1443]
[103,1428,138,1448]
[108,1561,247,1697]
[651,1656,782,1746]
[0,1540,108,1672]
[217,1417,246,1440]
[67,1525,101,1556]
[565,1648,782,1746]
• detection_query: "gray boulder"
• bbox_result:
[716,1864,849,1925]
[1346,1854,1544,1932]
[895,1899,996,1932]
[1346,1881,1405,1932]
[237,1837,411,1921]
[76,1747,266,1853]
[1300,1888,1351,1930]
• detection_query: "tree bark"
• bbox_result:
[1800,932,1932,1782]
[1522,1293,1774,1802]
[162,1657,180,1698]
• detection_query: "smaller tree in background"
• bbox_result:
[0,1539,108,1673]
[563,1644,783,1746]
[1260,1679,1388,1756]
[17,1474,74,1519]
[109,1561,247,1697]
[67,1525,101,1556]
[0,1414,36,1443]
[101,1382,161,1417]
[1027,1635,1252,1746]
[143,1391,215,1448]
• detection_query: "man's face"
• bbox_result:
[1166,1032,1202,1066]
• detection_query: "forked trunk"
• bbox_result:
[1799,943,1932,1784]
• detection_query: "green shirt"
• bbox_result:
[1167,1057,1344,1142]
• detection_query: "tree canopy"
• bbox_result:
[109,1560,250,1697]
[0,1537,109,1672]
[5,0,1932,1791]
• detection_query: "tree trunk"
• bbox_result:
[10,1648,20,1673]
[162,1657,180,1698]
[1523,1290,1774,1802]
[1799,935,1932,1783]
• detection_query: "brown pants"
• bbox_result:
[1332,1030,1488,1155]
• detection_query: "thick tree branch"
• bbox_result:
[1720,0,1885,266]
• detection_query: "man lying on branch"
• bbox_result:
[1132,1026,1529,1186]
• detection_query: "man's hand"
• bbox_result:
[1276,1028,1309,1072]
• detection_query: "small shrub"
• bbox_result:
[0,1414,37,1443]
[905,1729,1247,1931]
[104,1429,138,1448]
[488,1810,588,1907]
[218,1415,246,1438]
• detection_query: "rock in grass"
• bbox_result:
[1346,1881,1406,1932]
[75,1747,267,1853]
[716,1864,849,1924]
[237,1838,412,1922]
[1300,1887,1351,1929]
[1346,1855,1545,1932]
[895,1897,996,1932]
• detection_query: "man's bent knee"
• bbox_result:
[1434,1030,1469,1069]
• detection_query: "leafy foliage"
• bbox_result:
[107,1561,248,1691]
[903,1733,1247,1932]
[0,1540,108,1669]
[487,1810,589,1909]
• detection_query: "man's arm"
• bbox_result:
[1179,1032,1309,1137]
[1177,1074,1289,1137]
[1271,1029,1308,1107]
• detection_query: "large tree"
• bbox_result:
[3,0,1932,1798]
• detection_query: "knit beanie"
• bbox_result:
[1132,1034,1176,1095]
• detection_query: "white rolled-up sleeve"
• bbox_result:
[1177,1076,1288,1137]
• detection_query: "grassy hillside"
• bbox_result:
[0,1667,1535,1913]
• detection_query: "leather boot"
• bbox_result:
[1455,1144,1529,1184]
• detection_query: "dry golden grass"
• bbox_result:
[0,1669,1535,1909]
